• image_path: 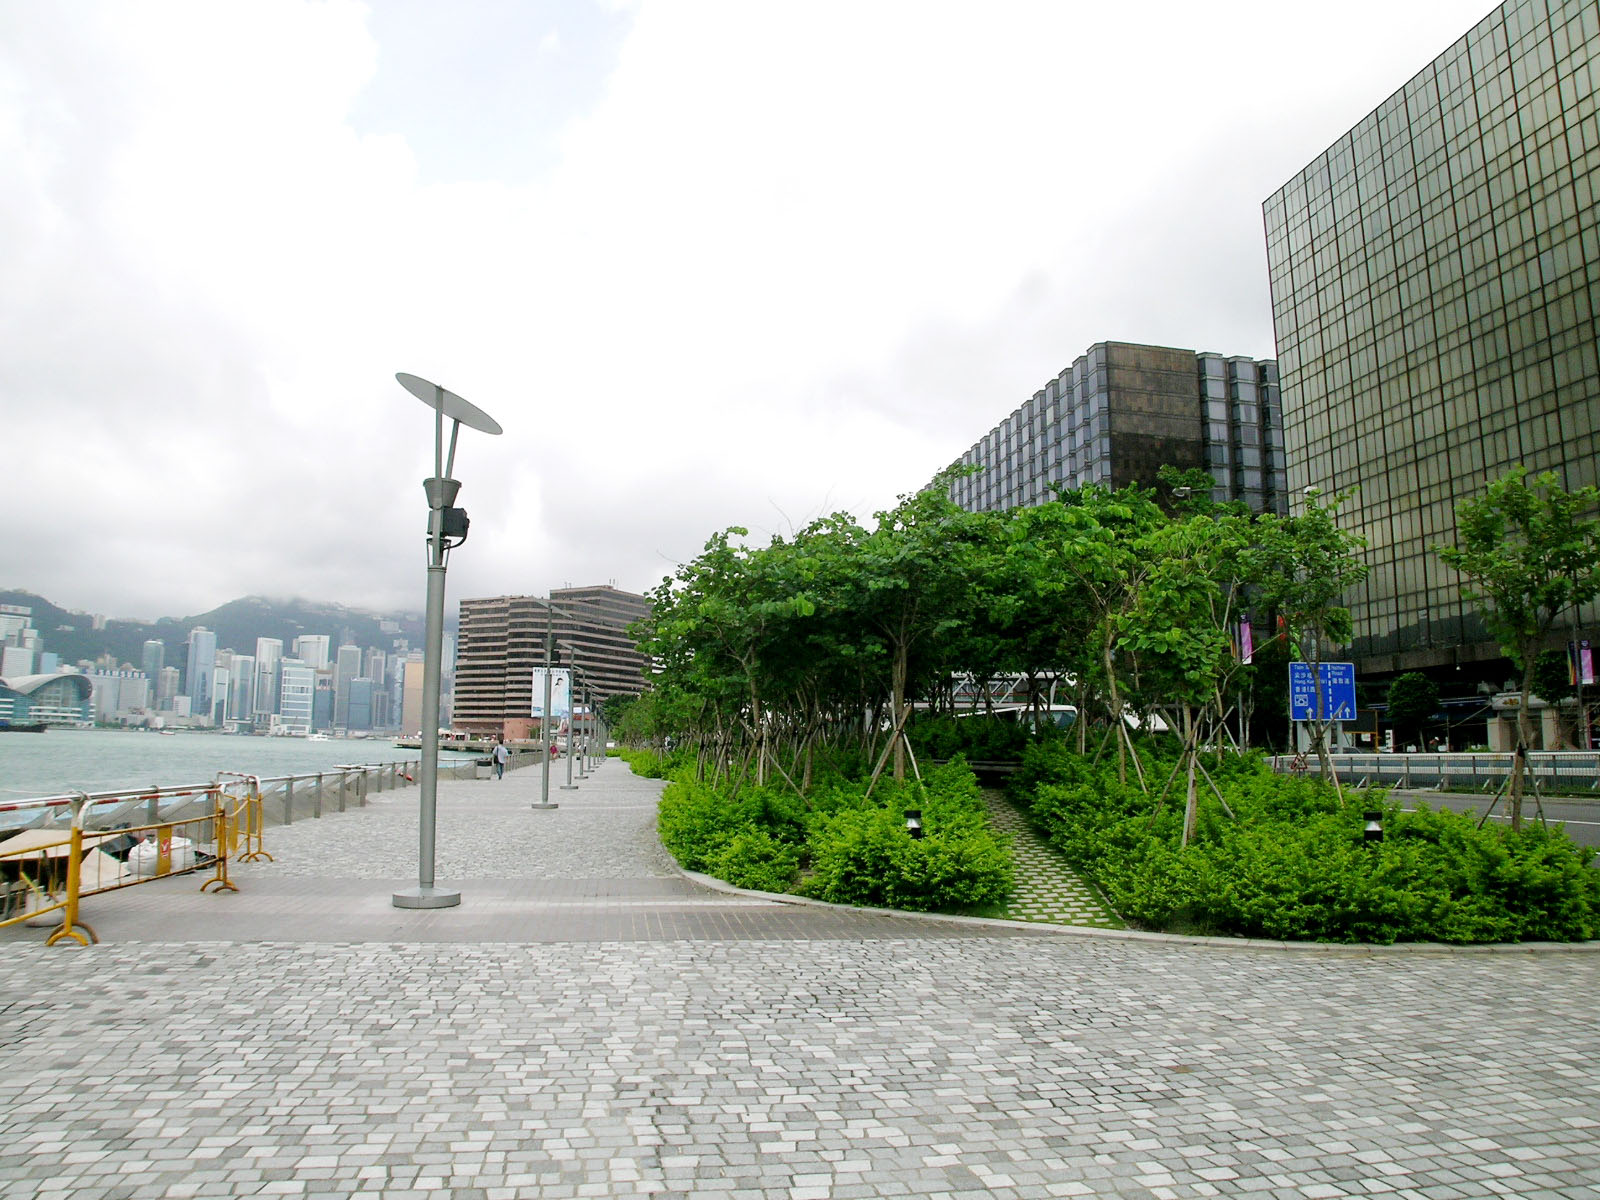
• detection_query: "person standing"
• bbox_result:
[492,739,510,780]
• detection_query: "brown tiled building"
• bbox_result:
[452,586,652,739]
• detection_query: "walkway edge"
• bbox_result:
[677,869,1600,955]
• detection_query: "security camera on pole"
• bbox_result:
[392,373,501,911]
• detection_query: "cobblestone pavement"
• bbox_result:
[982,791,1124,929]
[3,759,1599,1199]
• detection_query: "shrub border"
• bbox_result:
[672,867,1600,955]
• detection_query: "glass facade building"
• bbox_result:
[937,340,1287,515]
[1264,0,1600,674]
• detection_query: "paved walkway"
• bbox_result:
[3,759,1599,1199]
[981,791,1123,929]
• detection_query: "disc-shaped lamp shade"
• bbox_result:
[396,372,503,436]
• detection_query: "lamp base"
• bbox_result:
[392,886,461,909]
[531,802,560,810]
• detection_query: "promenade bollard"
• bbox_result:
[338,771,348,813]
[314,774,324,819]
[284,778,295,825]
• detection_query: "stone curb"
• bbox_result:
[677,868,1600,955]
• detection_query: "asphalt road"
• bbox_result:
[1386,788,1600,849]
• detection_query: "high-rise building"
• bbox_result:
[453,586,653,738]
[935,341,1287,516]
[1,644,36,676]
[365,647,387,688]
[184,627,217,721]
[312,674,335,731]
[210,666,230,724]
[400,653,427,736]
[334,644,362,728]
[276,662,314,734]
[86,669,150,721]
[141,639,165,687]
[230,654,255,723]
[347,677,374,731]
[157,666,180,709]
[254,638,282,717]
[1263,0,1600,679]
[293,635,331,670]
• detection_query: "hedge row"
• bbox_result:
[1010,742,1600,944]
[639,753,1012,912]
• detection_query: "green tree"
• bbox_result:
[1435,467,1600,828]
[1247,489,1369,788]
[1385,672,1439,749]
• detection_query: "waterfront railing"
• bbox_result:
[0,751,542,944]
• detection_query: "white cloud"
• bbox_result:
[0,0,1494,628]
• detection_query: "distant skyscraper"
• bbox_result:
[334,644,362,728]
[365,647,387,688]
[254,638,282,717]
[293,635,331,670]
[1,644,36,676]
[210,666,230,723]
[157,666,180,709]
[184,627,217,721]
[312,674,335,732]
[141,640,165,686]
[277,662,314,734]
[400,653,426,736]
[347,678,374,731]
[231,654,255,722]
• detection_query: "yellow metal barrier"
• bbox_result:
[217,773,273,863]
[0,784,245,946]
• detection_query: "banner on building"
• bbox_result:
[530,668,572,720]
[1237,621,1254,664]
[1570,639,1595,686]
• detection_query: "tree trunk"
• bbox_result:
[1509,649,1538,831]
[1102,625,1127,787]
[892,641,909,783]
[1181,704,1199,847]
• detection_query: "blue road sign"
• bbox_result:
[1289,662,1357,721]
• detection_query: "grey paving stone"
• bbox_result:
[4,760,1599,1199]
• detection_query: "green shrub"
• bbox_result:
[798,758,1012,911]
[655,752,1013,913]
[707,830,801,893]
[907,714,1041,762]
[1013,746,1599,944]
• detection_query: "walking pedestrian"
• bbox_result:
[493,740,510,780]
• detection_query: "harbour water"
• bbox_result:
[0,728,476,801]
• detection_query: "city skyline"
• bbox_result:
[1,0,1495,619]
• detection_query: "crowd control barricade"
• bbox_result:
[0,784,240,946]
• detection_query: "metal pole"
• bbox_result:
[562,662,579,791]
[576,688,589,779]
[394,409,463,908]
[534,604,559,809]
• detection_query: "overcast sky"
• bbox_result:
[2,0,1494,622]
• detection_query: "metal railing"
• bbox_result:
[0,785,246,946]
[0,755,497,944]
[1269,751,1600,793]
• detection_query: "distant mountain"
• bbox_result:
[0,590,428,671]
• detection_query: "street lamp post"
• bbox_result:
[392,372,501,911]
[575,683,590,780]
[534,605,560,810]
[561,646,580,791]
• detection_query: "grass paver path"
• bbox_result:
[983,787,1125,929]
